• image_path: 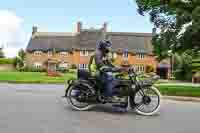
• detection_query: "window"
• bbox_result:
[123,52,128,59]
[48,51,53,57]
[135,65,145,72]
[80,50,88,56]
[59,62,69,68]
[60,51,69,56]
[34,51,42,56]
[33,62,42,68]
[89,51,94,56]
[137,53,145,59]
[79,64,88,69]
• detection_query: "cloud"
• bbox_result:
[0,10,29,57]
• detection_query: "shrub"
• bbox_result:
[0,58,14,64]
[47,71,62,77]
[68,69,77,74]
[71,64,77,69]
[57,67,69,73]
[18,66,46,72]
[146,65,155,73]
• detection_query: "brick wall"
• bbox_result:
[26,50,157,71]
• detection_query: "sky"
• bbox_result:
[0,0,153,57]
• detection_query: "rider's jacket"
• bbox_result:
[89,48,113,75]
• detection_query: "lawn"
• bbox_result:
[0,71,200,97]
[0,72,76,83]
[156,85,200,97]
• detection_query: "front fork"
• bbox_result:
[129,83,145,109]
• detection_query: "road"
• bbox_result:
[0,83,200,133]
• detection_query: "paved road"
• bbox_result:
[0,83,200,133]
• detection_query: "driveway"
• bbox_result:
[0,83,200,133]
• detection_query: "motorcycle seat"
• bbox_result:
[77,69,92,79]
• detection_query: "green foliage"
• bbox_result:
[135,0,199,81]
[0,58,14,64]
[192,55,200,72]
[18,49,26,59]
[0,47,4,58]
[145,65,155,73]
[157,85,200,97]
[136,0,196,56]
[71,64,77,69]
[68,69,77,73]
[18,66,46,72]
[173,51,192,81]
[0,72,76,83]
[57,67,69,73]
[14,49,26,70]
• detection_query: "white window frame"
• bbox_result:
[137,53,145,59]
[79,64,88,69]
[59,62,69,69]
[123,52,129,59]
[33,62,42,68]
[80,50,89,56]
[60,51,69,56]
[136,65,145,72]
[140,65,145,72]
[48,51,53,57]
[89,51,94,56]
[34,51,42,56]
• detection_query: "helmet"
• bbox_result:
[97,40,112,53]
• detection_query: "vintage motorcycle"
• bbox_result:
[64,68,161,116]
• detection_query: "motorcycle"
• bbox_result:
[63,68,161,116]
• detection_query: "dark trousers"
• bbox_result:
[101,72,114,97]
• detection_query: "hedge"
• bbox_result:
[0,58,14,64]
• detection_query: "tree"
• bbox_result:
[136,0,197,58]
[0,47,5,58]
[135,0,199,81]
[173,50,192,81]
[192,51,200,73]
[14,49,26,69]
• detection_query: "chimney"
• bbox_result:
[32,26,38,35]
[77,21,82,32]
[102,22,107,32]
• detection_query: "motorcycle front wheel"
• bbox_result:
[67,85,94,111]
[132,86,162,116]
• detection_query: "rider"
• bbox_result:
[96,40,114,98]
[89,39,128,111]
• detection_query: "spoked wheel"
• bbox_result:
[67,85,94,111]
[134,86,161,116]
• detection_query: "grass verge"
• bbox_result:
[156,85,200,97]
[0,72,199,97]
[0,72,76,84]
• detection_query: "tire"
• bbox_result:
[67,85,94,111]
[134,86,162,116]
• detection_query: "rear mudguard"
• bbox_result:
[64,79,95,97]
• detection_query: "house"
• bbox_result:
[26,22,168,77]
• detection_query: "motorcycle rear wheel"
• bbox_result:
[67,85,94,111]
